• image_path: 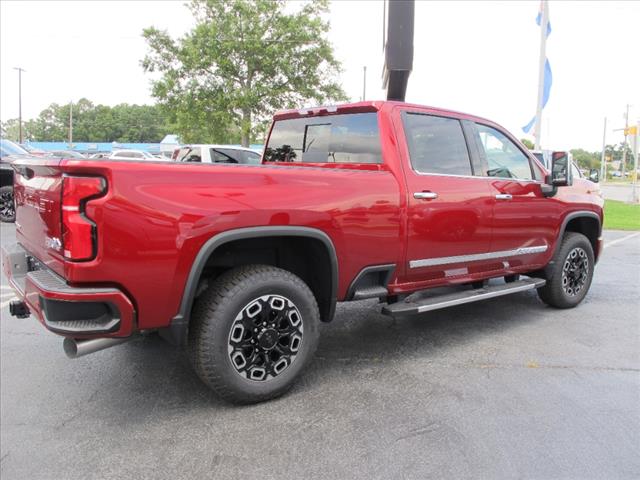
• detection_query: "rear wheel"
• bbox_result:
[188,265,320,404]
[0,185,15,223]
[537,232,594,308]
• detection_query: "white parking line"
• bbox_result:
[1,285,13,291]
[1,292,15,298]
[604,232,640,249]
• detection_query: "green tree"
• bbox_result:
[603,142,634,172]
[1,118,35,142]
[520,138,534,149]
[2,100,173,143]
[570,148,600,170]
[142,0,347,146]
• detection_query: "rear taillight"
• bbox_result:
[62,176,106,261]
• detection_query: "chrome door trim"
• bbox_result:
[409,245,548,269]
[495,193,513,200]
[414,192,438,200]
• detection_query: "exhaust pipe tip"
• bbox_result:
[63,336,132,359]
[9,300,30,319]
[63,338,79,358]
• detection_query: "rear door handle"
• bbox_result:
[414,191,438,200]
[495,194,512,201]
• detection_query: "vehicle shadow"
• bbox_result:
[98,289,551,419]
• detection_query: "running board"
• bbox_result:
[382,278,546,318]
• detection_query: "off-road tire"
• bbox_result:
[0,185,15,223]
[188,265,320,404]
[537,232,594,309]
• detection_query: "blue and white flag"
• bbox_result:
[523,3,552,134]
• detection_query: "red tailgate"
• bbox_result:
[12,156,66,276]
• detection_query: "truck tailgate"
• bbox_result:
[12,156,65,276]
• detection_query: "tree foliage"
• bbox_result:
[142,0,347,146]
[570,148,600,170]
[1,99,173,143]
[520,138,534,149]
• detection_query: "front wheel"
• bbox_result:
[537,232,595,308]
[0,185,15,223]
[188,265,320,404]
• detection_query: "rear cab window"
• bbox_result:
[264,112,382,164]
[401,113,473,176]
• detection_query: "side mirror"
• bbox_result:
[588,169,599,183]
[550,151,573,186]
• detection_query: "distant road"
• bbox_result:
[600,183,638,202]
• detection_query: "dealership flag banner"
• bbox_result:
[523,2,552,135]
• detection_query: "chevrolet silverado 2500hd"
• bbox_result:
[2,101,603,403]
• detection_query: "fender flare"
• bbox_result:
[165,226,339,345]
[547,210,602,273]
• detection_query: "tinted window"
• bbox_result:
[476,124,532,180]
[264,112,381,164]
[402,113,472,176]
[244,151,261,164]
[216,148,261,164]
[211,149,237,163]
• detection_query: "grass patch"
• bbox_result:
[604,200,640,230]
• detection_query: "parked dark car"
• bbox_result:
[0,139,29,222]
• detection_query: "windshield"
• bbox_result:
[1,139,29,157]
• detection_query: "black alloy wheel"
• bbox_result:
[0,186,15,223]
[227,294,304,381]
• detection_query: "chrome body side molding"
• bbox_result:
[409,245,548,269]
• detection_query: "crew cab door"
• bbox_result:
[395,110,494,285]
[470,122,559,264]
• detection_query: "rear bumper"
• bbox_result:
[2,243,135,338]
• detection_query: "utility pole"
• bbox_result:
[13,67,25,144]
[631,122,639,203]
[362,66,367,102]
[69,101,73,147]
[534,1,549,150]
[621,104,629,177]
[600,117,607,181]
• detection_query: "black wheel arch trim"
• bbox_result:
[345,264,396,301]
[547,210,602,274]
[164,226,339,346]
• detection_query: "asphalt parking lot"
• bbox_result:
[1,223,639,480]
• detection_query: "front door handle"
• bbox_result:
[495,193,513,201]
[414,191,438,200]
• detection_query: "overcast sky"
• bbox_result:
[1,0,638,150]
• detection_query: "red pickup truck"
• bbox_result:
[3,101,603,403]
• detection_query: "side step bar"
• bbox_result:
[382,278,546,318]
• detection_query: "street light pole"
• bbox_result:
[600,117,607,181]
[13,67,26,144]
[362,66,367,102]
[632,122,639,203]
[621,104,629,177]
[69,101,73,147]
